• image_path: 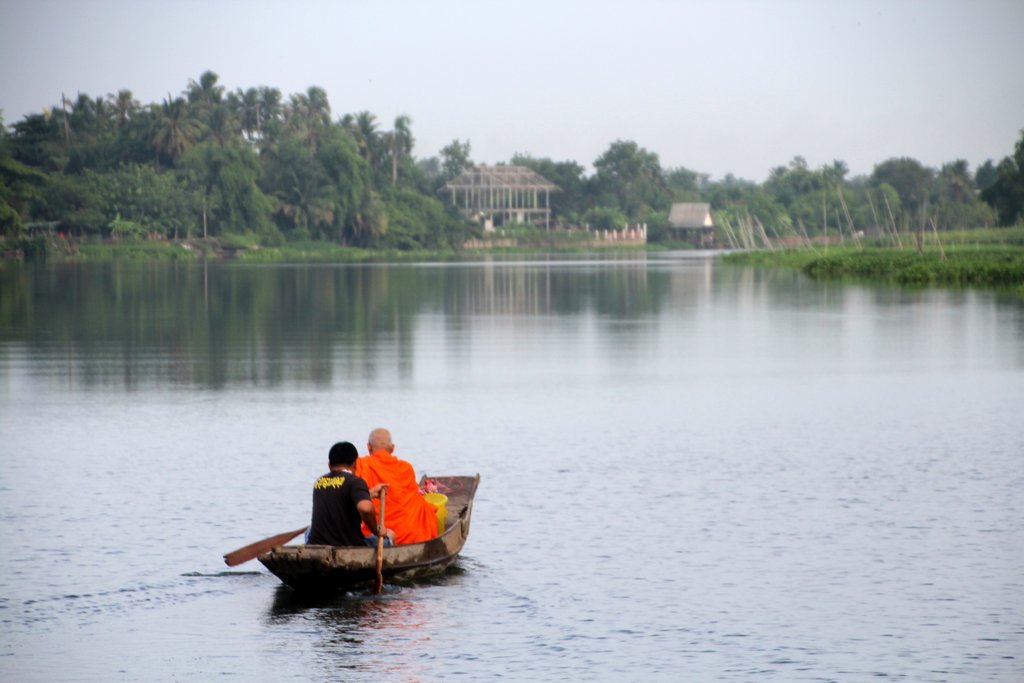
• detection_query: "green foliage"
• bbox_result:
[76,240,197,261]
[981,130,1024,226]
[4,73,1024,258]
[665,165,706,199]
[592,140,670,220]
[440,139,472,181]
[803,248,1024,287]
[9,111,67,171]
[871,157,933,219]
[234,241,373,263]
[219,232,260,250]
[109,214,146,240]
[0,143,48,235]
[379,186,468,250]
[39,171,112,234]
[582,206,629,230]
[724,239,1024,290]
[108,164,196,238]
[182,139,275,238]
[940,226,1024,246]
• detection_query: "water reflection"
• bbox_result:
[1,257,1020,391]
[266,568,468,681]
[1,255,1022,682]
[0,257,689,389]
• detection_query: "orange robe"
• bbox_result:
[355,449,438,545]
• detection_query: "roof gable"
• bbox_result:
[668,203,713,228]
[443,165,560,191]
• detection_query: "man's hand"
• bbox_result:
[369,483,390,498]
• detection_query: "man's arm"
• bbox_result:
[357,499,395,541]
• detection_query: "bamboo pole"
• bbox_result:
[929,217,947,262]
[866,191,892,246]
[748,216,758,250]
[754,216,774,250]
[797,219,820,255]
[836,186,863,250]
[720,215,739,250]
[882,192,903,248]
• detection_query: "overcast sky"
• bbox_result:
[2,0,1022,182]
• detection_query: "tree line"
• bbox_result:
[1,70,1022,248]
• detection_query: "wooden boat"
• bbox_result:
[259,474,479,593]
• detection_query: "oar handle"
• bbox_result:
[375,488,387,594]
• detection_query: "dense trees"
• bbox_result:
[1,72,1020,249]
[981,131,1024,226]
[0,72,469,248]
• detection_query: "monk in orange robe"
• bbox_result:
[355,427,438,545]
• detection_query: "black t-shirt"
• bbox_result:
[307,470,372,546]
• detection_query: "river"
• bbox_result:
[1,254,1022,681]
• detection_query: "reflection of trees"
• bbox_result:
[438,256,667,318]
[0,262,427,389]
[0,257,752,390]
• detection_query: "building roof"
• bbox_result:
[668,203,714,229]
[443,165,560,192]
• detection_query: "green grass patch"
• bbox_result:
[930,226,1024,247]
[75,241,199,262]
[803,247,1024,287]
[233,240,468,263]
[721,241,1024,290]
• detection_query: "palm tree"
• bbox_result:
[150,97,203,169]
[205,104,238,147]
[353,111,378,162]
[186,70,224,134]
[186,70,224,110]
[305,86,331,128]
[232,87,261,142]
[284,86,331,153]
[69,92,108,137]
[386,114,414,185]
[108,89,140,129]
[259,87,283,124]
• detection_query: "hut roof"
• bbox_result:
[668,203,714,229]
[443,165,560,192]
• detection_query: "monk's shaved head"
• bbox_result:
[368,427,393,452]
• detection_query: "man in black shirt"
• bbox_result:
[307,441,393,547]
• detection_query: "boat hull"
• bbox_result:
[259,474,479,593]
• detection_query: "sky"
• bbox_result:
[2,0,1022,182]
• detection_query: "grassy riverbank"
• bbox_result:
[720,227,1024,294]
[0,235,456,264]
[1,233,681,264]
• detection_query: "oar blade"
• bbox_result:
[223,526,308,567]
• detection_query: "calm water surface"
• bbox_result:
[1,255,1022,682]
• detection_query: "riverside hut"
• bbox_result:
[667,203,715,247]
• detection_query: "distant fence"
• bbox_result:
[591,224,647,245]
[463,224,647,249]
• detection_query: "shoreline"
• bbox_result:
[5,229,1023,297]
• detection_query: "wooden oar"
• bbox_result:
[375,488,387,594]
[223,526,308,567]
